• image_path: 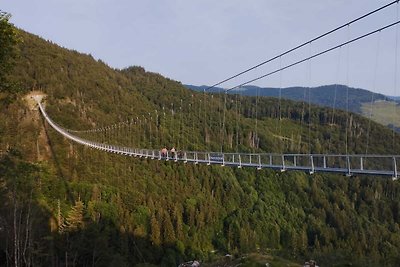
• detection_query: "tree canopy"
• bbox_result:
[0,11,18,92]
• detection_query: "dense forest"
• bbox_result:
[1,15,400,266]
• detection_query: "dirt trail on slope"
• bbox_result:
[22,91,52,161]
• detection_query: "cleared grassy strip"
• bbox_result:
[361,100,400,128]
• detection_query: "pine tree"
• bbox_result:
[65,199,84,231]
[162,211,176,244]
[0,12,19,91]
[150,214,161,246]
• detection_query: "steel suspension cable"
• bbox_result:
[236,91,240,152]
[155,110,159,148]
[178,99,183,150]
[226,20,400,92]
[298,81,307,154]
[209,94,213,150]
[205,0,399,92]
[393,3,399,153]
[203,89,207,147]
[198,97,202,149]
[308,43,312,154]
[366,31,381,155]
[345,25,350,155]
[170,103,174,146]
[221,91,228,153]
[187,101,191,150]
[255,81,259,152]
[278,56,283,152]
[191,95,195,149]
[218,88,224,151]
[328,47,343,153]
[149,113,152,149]
[142,115,146,147]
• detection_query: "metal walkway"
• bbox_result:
[37,101,399,179]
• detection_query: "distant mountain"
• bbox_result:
[185,84,390,113]
[387,95,400,101]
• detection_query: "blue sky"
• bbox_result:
[2,0,400,96]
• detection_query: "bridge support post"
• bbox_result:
[257,154,262,170]
[393,157,398,181]
[207,153,211,165]
[184,152,188,163]
[346,156,352,177]
[294,156,297,167]
[269,155,272,166]
[281,155,286,172]
[360,157,364,170]
[238,154,242,168]
[309,155,315,175]
[323,156,327,169]
[221,154,225,167]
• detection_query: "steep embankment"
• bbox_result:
[1,29,400,266]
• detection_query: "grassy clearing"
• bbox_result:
[361,100,400,128]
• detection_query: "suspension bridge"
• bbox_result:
[34,1,400,179]
[36,100,399,179]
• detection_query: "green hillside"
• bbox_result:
[1,23,400,267]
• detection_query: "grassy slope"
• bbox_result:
[1,30,400,266]
[361,100,400,130]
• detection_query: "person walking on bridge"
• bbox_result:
[161,147,167,158]
[170,147,176,158]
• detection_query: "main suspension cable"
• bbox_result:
[226,20,400,92]
[205,0,399,92]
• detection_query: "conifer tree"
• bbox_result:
[162,211,176,244]
[0,11,18,91]
[65,199,84,231]
[150,214,161,246]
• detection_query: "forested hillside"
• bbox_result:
[186,84,391,114]
[1,25,400,267]
[186,84,400,133]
